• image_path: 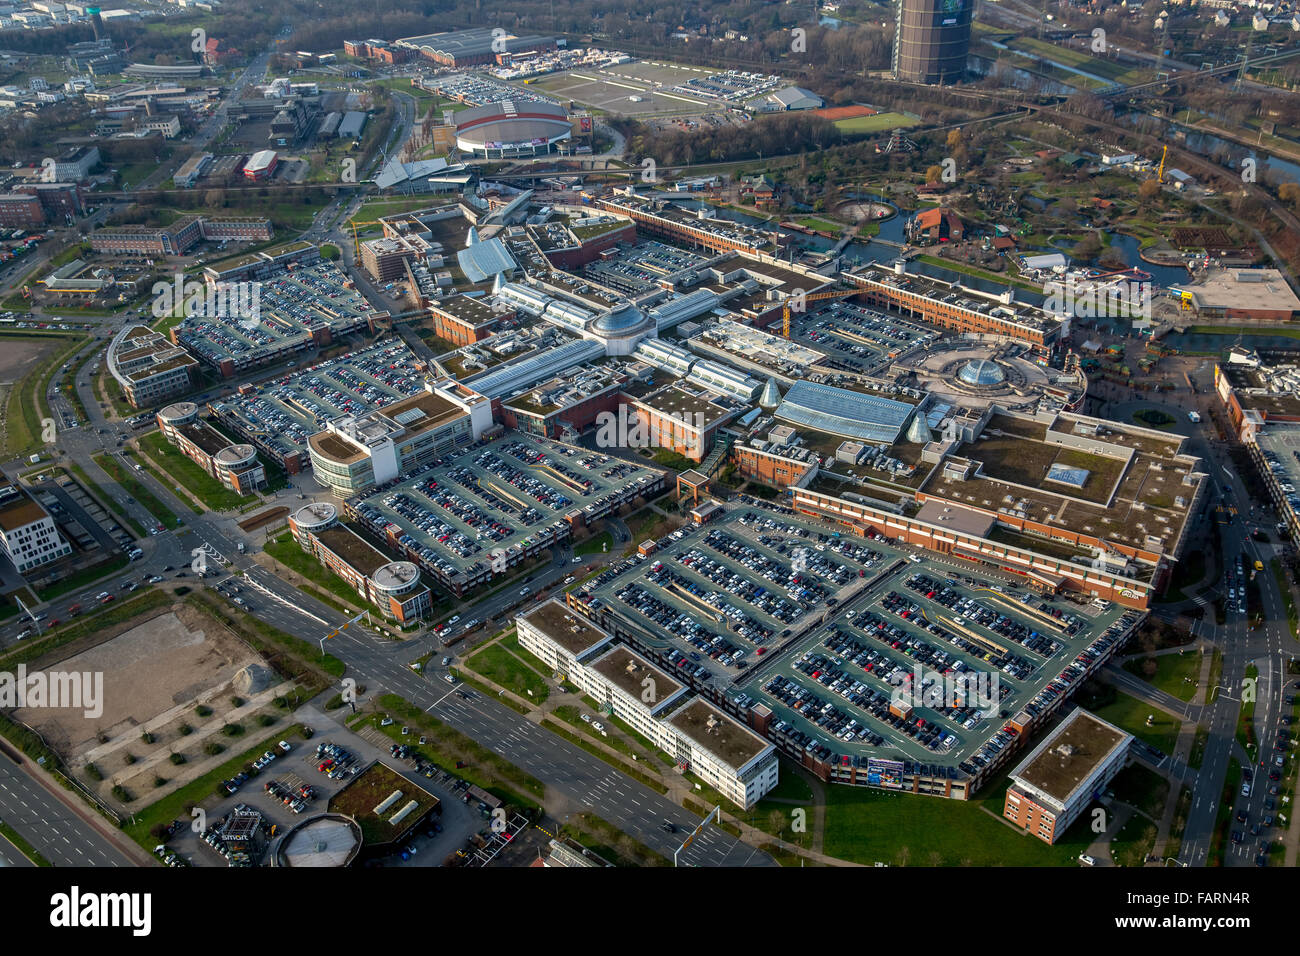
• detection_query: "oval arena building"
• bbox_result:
[454,100,572,158]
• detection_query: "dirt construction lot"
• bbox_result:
[0,336,58,385]
[16,603,295,810]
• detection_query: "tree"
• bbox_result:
[925,164,943,184]
[1071,232,1103,261]
[1138,179,1162,202]
[202,189,225,209]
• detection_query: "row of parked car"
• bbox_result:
[646,561,772,647]
[763,673,880,755]
[823,628,981,743]
[879,591,1037,684]
[316,741,356,780]
[958,612,1140,778]
[708,527,833,605]
[617,582,743,673]
[904,573,1064,662]
[264,778,314,814]
[791,651,950,752]
[676,545,804,626]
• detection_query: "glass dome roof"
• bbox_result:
[592,301,645,335]
[958,359,1005,387]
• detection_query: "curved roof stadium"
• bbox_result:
[455,100,571,152]
[958,358,1006,387]
[775,380,915,444]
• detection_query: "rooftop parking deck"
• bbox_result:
[349,432,665,587]
[212,338,427,461]
[574,500,1135,774]
[177,259,375,369]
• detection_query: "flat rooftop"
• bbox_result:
[523,599,613,657]
[1180,268,1300,314]
[588,645,683,707]
[1010,708,1130,804]
[314,524,389,577]
[667,698,769,769]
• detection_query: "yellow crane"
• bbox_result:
[781,287,865,338]
[349,219,385,260]
[1157,145,1168,184]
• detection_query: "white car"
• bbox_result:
[580,713,591,722]
[448,615,461,626]
[591,721,605,732]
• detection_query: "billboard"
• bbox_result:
[579,115,592,134]
[866,757,905,789]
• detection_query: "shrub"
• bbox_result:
[230,696,244,708]
[195,704,213,717]
[221,723,244,737]
[204,742,224,756]
[111,785,133,803]
[169,752,186,766]
[85,763,102,781]
[141,731,155,744]
[178,723,193,736]
[123,753,136,766]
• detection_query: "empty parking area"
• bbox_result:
[350,433,665,586]
[212,339,426,462]
[177,260,374,369]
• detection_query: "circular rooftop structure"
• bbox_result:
[215,443,257,467]
[592,301,645,335]
[275,814,362,868]
[158,401,199,425]
[371,560,422,595]
[958,359,1006,387]
[292,501,338,533]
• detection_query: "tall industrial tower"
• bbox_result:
[893,0,973,84]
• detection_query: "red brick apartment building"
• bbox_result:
[1002,708,1131,843]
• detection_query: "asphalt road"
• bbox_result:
[0,755,132,867]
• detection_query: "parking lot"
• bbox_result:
[213,338,426,462]
[578,240,711,297]
[793,301,937,375]
[349,432,664,594]
[160,716,485,868]
[576,498,1135,773]
[177,259,373,368]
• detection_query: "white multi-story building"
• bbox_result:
[0,486,72,574]
[517,600,779,808]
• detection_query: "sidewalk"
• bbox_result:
[463,631,854,865]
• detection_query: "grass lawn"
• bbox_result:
[1110,763,1170,822]
[1122,650,1202,702]
[833,112,918,134]
[92,453,181,530]
[1110,812,1159,867]
[792,216,843,233]
[264,533,365,612]
[137,431,245,512]
[466,642,550,703]
[36,554,129,602]
[1086,687,1181,754]
[1,331,88,459]
[819,774,1092,866]
[575,532,613,557]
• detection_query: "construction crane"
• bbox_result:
[782,287,865,338]
[1157,145,1168,184]
[349,219,385,260]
